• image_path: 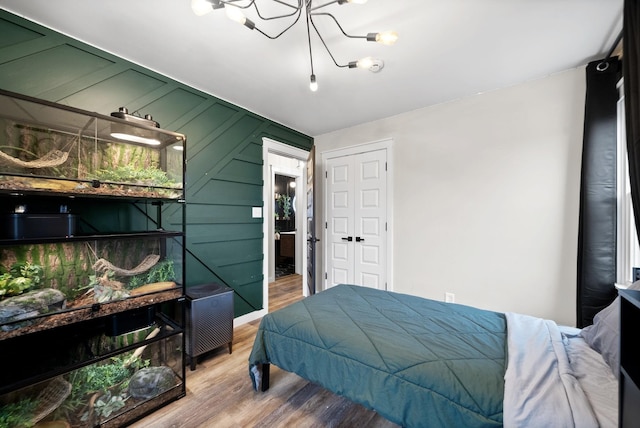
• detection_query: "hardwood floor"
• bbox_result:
[130,275,398,428]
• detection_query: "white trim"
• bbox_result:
[320,138,394,292]
[616,79,640,286]
[234,308,267,326]
[322,137,394,159]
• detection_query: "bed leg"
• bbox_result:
[261,364,270,392]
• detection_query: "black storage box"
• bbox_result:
[3,213,77,239]
[105,305,156,336]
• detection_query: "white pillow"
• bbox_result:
[580,280,640,378]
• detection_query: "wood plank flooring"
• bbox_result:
[130,275,398,428]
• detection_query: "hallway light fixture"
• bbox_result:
[191,0,398,92]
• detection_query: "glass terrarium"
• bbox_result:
[0,309,184,427]
[0,89,185,200]
[0,90,187,425]
[0,233,184,340]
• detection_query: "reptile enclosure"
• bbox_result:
[0,89,187,427]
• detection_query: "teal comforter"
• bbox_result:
[249,284,506,427]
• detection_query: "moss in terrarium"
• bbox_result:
[82,360,129,391]
[55,353,149,421]
[0,396,38,428]
[127,259,175,290]
[1,243,87,301]
[127,275,144,289]
[64,244,88,301]
[144,259,175,284]
[89,164,179,188]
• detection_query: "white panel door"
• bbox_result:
[327,156,354,286]
[354,149,387,289]
[325,149,387,289]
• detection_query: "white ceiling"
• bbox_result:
[0,0,624,137]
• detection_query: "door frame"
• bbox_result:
[321,138,394,292]
[235,138,310,326]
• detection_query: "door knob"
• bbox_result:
[355,237,365,242]
[341,237,353,242]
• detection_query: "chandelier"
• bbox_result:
[191,0,398,91]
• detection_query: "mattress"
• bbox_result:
[249,285,616,427]
[249,284,507,427]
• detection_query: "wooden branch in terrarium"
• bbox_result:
[127,327,161,365]
[0,148,69,168]
[92,254,160,277]
[30,377,72,426]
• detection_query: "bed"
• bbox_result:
[248,284,620,427]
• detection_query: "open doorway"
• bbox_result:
[274,173,297,278]
[262,138,309,314]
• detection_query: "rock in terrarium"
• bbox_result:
[128,366,177,400]
[0,288,65,331]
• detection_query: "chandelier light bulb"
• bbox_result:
[191,0,213,16]
[375,31,399,46]
[226,6,247,25]
[349,57,384,72]
[310,75,318,92]
[356,56,374,70]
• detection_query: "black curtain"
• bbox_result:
[625,1,640,246]
[577,58,621,328]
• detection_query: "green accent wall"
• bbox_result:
[0,10,313,317]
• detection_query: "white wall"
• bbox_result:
[314,67,586,326]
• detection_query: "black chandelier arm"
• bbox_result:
[220,0,298,9]
[252,0,303,21]
[310,0,343,11]
[270,0,302,10]
[221,0,302,19]
[309,15,349,68]
[310,12,367,40]
[254,6,304,39]
[305,0,315,74]
[222,0,303,39]
[217,0,249,7]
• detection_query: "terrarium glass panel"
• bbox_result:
[0,90,185,200]
[0,233,184,339]
[0,329,183,427]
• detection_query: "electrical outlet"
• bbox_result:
[445,292,455,303]
[634,267,640,282]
